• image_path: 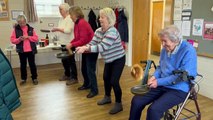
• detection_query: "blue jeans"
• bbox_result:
[129,87,188,120]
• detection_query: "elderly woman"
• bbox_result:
[129,25,197,120]
[66,6,99,98]
[10,14,39,85]
[76,7,126,114]
[52,3,76,82]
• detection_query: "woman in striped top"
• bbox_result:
[76,7,126,114]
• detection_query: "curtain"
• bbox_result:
[24,0,38,22]
[64,0,74,6]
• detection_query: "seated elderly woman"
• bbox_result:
[129,25,197,120]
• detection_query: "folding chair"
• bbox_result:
[163,70,203,120]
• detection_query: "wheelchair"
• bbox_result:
[130,60,203,120]
[163,70,203,120]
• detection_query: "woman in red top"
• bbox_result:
[66,6,99,98]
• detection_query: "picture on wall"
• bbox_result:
[203,22,213,40]
[0,0,6,9]
[192,19,204,36]
[0,0,9,21]
[11,10,23,20]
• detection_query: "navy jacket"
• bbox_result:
[15,24,37,54]
[88,9,98,32]
[118,10,129,42]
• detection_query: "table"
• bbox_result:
[5,43,98,77]
[5,43,82,74]
[5,43,61,63]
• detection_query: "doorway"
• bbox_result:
[150,1,163,56]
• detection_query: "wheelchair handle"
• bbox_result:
[172,70,196,85]
[197,73,203,78]
[173,70,194,81]
[140,60,157,69]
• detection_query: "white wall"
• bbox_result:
[74,0,108,21]
[197,56,213,99]
[0,0,24,51]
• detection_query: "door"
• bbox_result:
[132,0,150,65]
[151,1,163,55]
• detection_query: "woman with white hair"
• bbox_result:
[76,7,126,114]
[129,25,197,120]
[10,14,39,85]
[52,3,76,82]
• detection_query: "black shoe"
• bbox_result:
[78,86,90,90]
[87,92,98,98]
[20,80,26,85]
[33,79,38,85]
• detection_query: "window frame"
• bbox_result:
[34,0,64,18]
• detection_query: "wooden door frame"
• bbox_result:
[148,0,165,55]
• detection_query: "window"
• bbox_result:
[34,0,64,17]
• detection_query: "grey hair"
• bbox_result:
[158,25,182,42]
[16,14,27,23]
[99,7,116,27]
[59,3,70,13]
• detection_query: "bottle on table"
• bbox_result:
[45,34,49,45]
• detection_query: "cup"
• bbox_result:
[41,39,49,46]
[39,41,45,47]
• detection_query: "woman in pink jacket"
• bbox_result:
[10,14,39,85]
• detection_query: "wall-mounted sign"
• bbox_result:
[0,0,9,21]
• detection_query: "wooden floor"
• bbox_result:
[12,59,213,120]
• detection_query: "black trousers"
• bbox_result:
[81,53,99,94]
[18,52,37,80]
[61,45,77,79]
[103,55,125,103]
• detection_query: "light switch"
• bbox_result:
[48,23,54,27]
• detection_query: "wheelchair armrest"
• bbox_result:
[172,70,195,85]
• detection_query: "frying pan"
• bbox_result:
[131,84,150,95]
[40,29,51,33]
[130,60,156,95]
[55,48,75,59]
